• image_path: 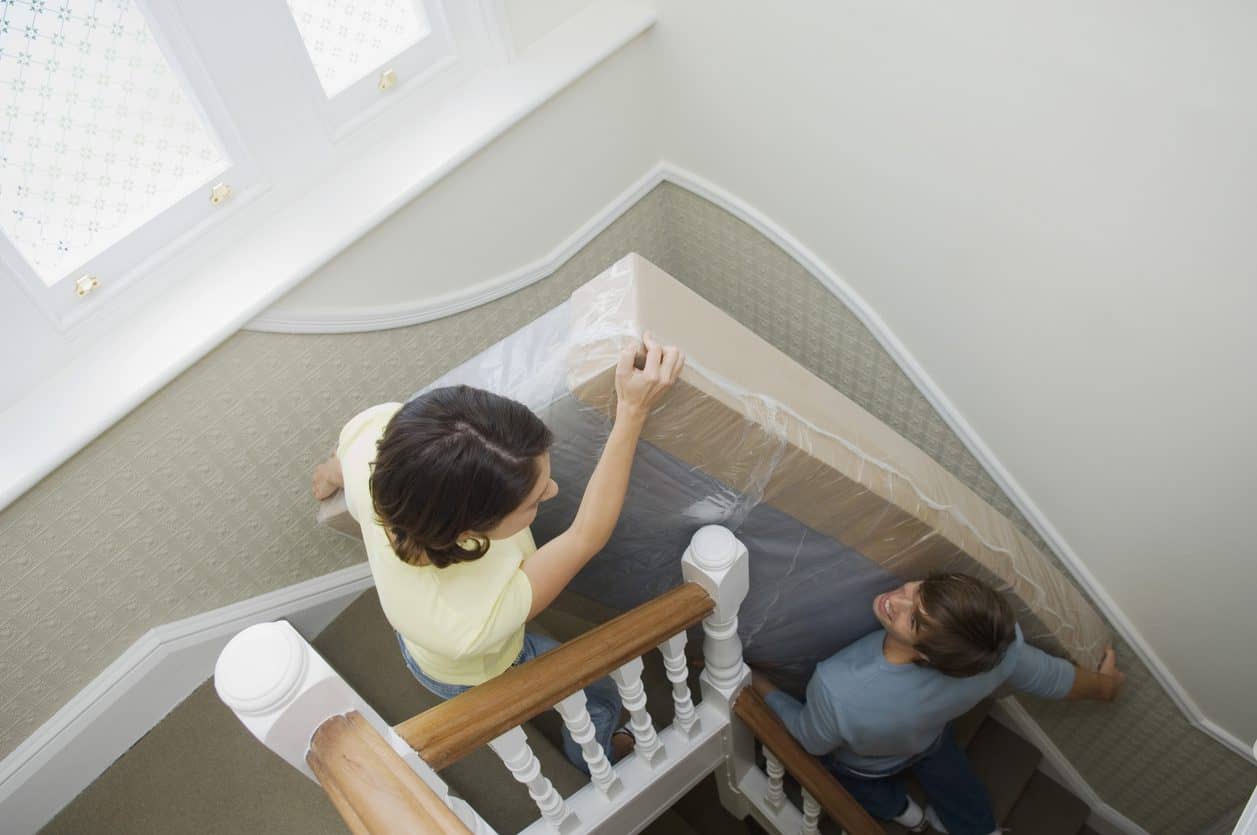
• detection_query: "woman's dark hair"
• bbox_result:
[370,385,553,568]
[913,573,1017,678]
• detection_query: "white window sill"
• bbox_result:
[0,1,655,513]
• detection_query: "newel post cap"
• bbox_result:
[682,525,749,615]
[215,621,308,717]
[686,525,742,571]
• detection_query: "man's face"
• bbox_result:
[873,580,925,649]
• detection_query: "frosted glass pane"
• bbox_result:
[0,0,228,285]
[286,0,428,97]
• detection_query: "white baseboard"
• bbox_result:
[991,697,1149,835]
[244,165,669,334]
[0,562,373,835]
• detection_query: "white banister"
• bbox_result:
[681,524,754,820]
[800,788,821,835]
[214,621,491,834]
[610,656,666,766]
[763,748,786,811]
[488,726,578,834]
[658,631,700,738]
[555,690,622,798]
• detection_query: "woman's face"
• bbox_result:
[481,453,558,541]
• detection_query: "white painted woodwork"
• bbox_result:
[763,748,786,811]
[800,789,821,835]
[737,765,806,835]
[554,690,621,799]
[680,525,755,820]
[681,525,752,704]
[488,726,577,834]
[1230,741,1257,834]
[213,619,489,833]
[658,632,700,738]
[610,656,665,766]
[518,702,728,835]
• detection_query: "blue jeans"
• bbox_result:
[823,726,997,835]
[396,631,622,774]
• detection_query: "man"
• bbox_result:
[752,573,1123,835]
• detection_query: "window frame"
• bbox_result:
[1,0,264,330]
[2,0,509,332]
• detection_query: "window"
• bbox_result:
[284,0,459,134]
[0,0,504,329]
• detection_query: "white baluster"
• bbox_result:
[681,525,753,819]
[488,726,578,834]
[763,748,786,810]
[800,788,821,835]
[658,632,701,738]
[555,689,622,799]
[610,656,666,765]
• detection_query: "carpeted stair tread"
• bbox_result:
[964,718,1042,823]
[316,590,590,833]
[1003,771,1090,835]
[640,808,703,835]
[669,773,760,835]
[952,699,992,749]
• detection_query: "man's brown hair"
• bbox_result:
[913,573,1017,677]
[370,385,553,568]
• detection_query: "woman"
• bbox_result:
[312,333,684,768]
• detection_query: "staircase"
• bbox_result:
[45,586,1108,835]
[877,704,1099,835]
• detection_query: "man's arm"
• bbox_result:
[1064,647,1124,702]
[1007,635,1124,703]
[751,669,844,757]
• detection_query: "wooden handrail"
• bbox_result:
[395,582,715,770]
[308,711,472,835]
[734,687,885,835]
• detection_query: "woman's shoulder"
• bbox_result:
[338,402,403,452]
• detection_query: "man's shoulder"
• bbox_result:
[812,632,887,691]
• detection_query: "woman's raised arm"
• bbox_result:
[522,332,684,619]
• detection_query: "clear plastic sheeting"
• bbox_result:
[410,253,1110,691]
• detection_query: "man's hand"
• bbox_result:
[1095,646,1125,701]
[750,668,780,698]
[1066,645,1125,702]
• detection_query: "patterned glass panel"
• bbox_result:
[0,0,228,285]
[286,0,428,98]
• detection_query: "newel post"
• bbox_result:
[681,524,755,818]
[215,621,489,833]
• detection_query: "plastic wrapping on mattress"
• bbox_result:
[411,254,1110,690]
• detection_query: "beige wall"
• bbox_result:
[271,25,661,316]
[504,0,599,53]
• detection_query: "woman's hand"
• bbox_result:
[312,453,344,500]
[614,331,685,424]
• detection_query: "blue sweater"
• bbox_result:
[765,625,1075,775]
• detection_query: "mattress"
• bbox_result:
[323,253,1109,692]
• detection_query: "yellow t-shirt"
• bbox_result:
[337,402,534,686]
